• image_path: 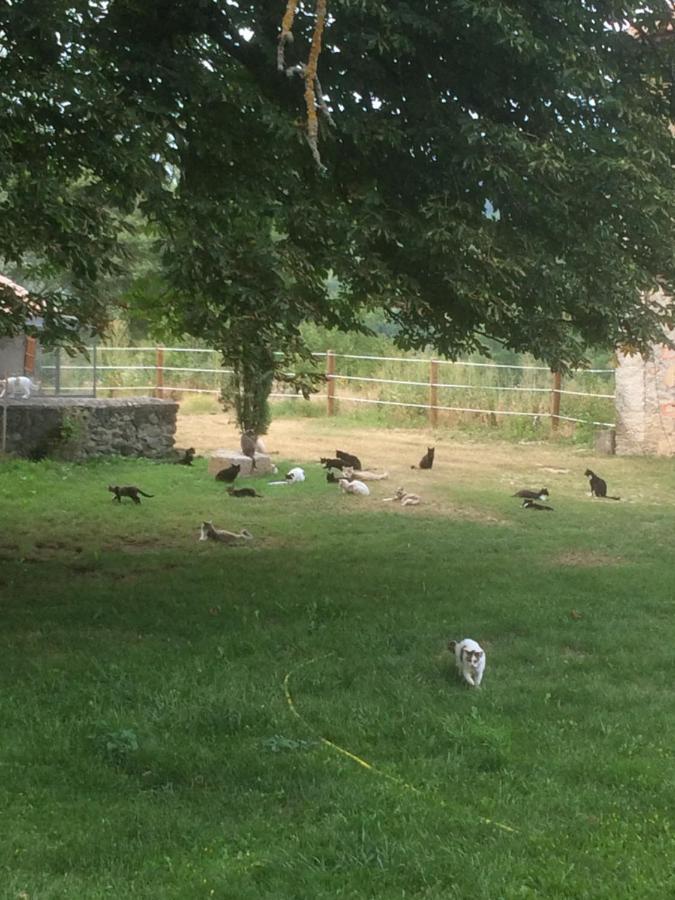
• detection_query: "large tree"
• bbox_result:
[1,1,674,369]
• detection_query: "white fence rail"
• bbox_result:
[37,345,616,429]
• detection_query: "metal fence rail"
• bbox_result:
[37,345,616,429]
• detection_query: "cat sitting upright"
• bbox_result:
[215,464,240,483]
[412,447,435,470]
[584,469,620,500]
[447,638,486,688]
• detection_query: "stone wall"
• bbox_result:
[615,295,675,456]
[1,397,178,460]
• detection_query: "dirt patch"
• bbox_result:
[69,561,98,574]
[378,498,508,525]
[175,410,614,502]
[35,540,84,554]
[553,550,623,568]
[561,646,589,660]
[176,412,573,479]
[101,538,171,554]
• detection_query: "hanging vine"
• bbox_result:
[278,0,332,170]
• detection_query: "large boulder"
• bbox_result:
[207,449,275,477]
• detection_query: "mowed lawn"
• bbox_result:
[2,428,675,899]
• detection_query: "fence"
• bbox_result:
[37,345,616,429]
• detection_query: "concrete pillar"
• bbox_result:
[615,290,675,456]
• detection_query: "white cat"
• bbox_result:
[338,478,370,496]
[285,467,306,483]
[0,375,40,399]
[342,466,389,481]
[447,638,486,688]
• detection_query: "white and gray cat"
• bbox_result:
[448,638,486,688]
[338,478,370,496]
[342,466,389,481]
[383,487,421,506]
[199,521,253,544]
[0,375,40,399]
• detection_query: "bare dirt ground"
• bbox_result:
[175,408,619,505]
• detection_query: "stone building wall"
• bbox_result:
[1,397,178,460]
[0,336,27,379]
[615,312,675,456]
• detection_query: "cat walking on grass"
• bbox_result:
[448,638,486,688]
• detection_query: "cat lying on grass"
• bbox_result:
[199,522,253,544]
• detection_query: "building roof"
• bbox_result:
[0,274,30,300]
[0,274,46,327]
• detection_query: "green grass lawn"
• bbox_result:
[2,446,675,899]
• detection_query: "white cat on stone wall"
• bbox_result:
[0,376,40,399]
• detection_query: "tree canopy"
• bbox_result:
[1,1,674,368]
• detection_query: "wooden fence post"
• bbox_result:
[1,368,7,454]
[429,360,439,428]
[23,337,37,376]
[551,371,561,430]
[326,350,336,416]
[156,346,164,398]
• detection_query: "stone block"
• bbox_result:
[207,449,275,477]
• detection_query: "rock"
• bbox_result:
[207,449,275,477]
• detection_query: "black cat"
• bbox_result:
[227,486,262,498]
[521,499,554,511]
[584,469,620,500]
[178,447,196,466]
[412,447,435,470]
[215,464,241,483]
[513,487,549,501]
[336,450,362,469]
[108,485,154,504]
[321,457,344,470]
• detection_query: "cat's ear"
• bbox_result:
[447,640,456,652]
